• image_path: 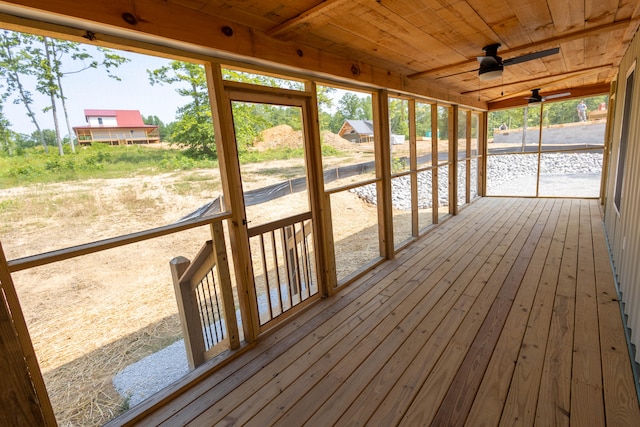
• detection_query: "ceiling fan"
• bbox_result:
[525,88,571,103]
[477,43,560,81]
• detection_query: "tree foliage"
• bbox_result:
[389,98,409,137]
[148,61,215,157]
[143,114,171,141]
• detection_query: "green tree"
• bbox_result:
[389,98,409,138]
[0,102,14,155]
[415,102,432,138]
[437,106,449,140]
[144,114,170,141]
[148,61,215,157]
[0,30,47,152]
[337,93,372,120]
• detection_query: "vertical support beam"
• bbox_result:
[431,103,439,225]
[211,221,240,350]
[466,110,472,204]
[0,241,53,426]
[600,82,616,205]
[322,193,337,294]
[409,99,419,237]
[480,111,488,197]
[205,63,258,343]
[536,103,545,197]
[373,90,394,259]
[451,105,459,215]
[304,81,334,297]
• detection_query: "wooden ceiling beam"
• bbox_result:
[267,0,348,40]
[408,19,636,79]
[487,83,611,110]
[461,64,614,96]
[0,0,486,109]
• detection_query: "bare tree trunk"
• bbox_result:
[50,41,76,153]
[43,38,64,156]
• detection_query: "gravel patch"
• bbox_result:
[351,152,602,207]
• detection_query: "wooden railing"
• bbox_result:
[247,212,319,329]
[170,222,239,370]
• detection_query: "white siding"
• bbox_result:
[605,27,640,364]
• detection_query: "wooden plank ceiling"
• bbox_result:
[2,0,640,108]
[172,0,640,106]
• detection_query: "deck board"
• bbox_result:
[119,197,640,427]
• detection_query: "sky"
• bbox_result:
[1,33,362,137]
[3,44,186,135]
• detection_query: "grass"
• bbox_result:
[0,144,217,188]
[0,143,342,188]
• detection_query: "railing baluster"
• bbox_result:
[281,226,294,312]
[292,222,303,302]
[211,270,225,342]
[271,230,284,318]
[300,220,312,299]
[259,234,273,321]
[202,274,215,344]
[198,282,213,349]
[244,213,318,329]
[206,272,223,343]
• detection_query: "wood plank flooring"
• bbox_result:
[118,197,640,426]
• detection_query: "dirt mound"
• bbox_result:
[253,125,303,151]
[321,130,357,150]
[252,125,355,151]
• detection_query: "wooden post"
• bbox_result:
[210,222,240,350]
[432,104,439,224]
[304,81,332,298]
[600,82,616,205]
[0,241,54,426]
[536,103,545,197]
[480,111,488,197]
[322,193,338,294]
[409,99,419,237]
[451,105,459,215]
[373,90,394,259]
[170,256,204,370]
[466,110,472,204]
[205,62,258,343]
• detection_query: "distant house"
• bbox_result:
[73,109,160,145]
[338,119,375,143]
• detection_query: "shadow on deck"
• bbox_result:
[109,197,640,426]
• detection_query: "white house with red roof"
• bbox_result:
[73,109,160,145]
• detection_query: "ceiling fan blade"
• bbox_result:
[543,92,571,100]
[435,67,480,79]
[503,47,560,66]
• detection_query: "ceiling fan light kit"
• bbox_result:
[479,67,503,81]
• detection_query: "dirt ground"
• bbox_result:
[0,129,391,426]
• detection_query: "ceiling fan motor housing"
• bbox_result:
[478,43,504,80]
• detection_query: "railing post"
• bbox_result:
[210,222,240,350]
[170,256,204,370]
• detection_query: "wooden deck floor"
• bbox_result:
[121,197,640,426]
